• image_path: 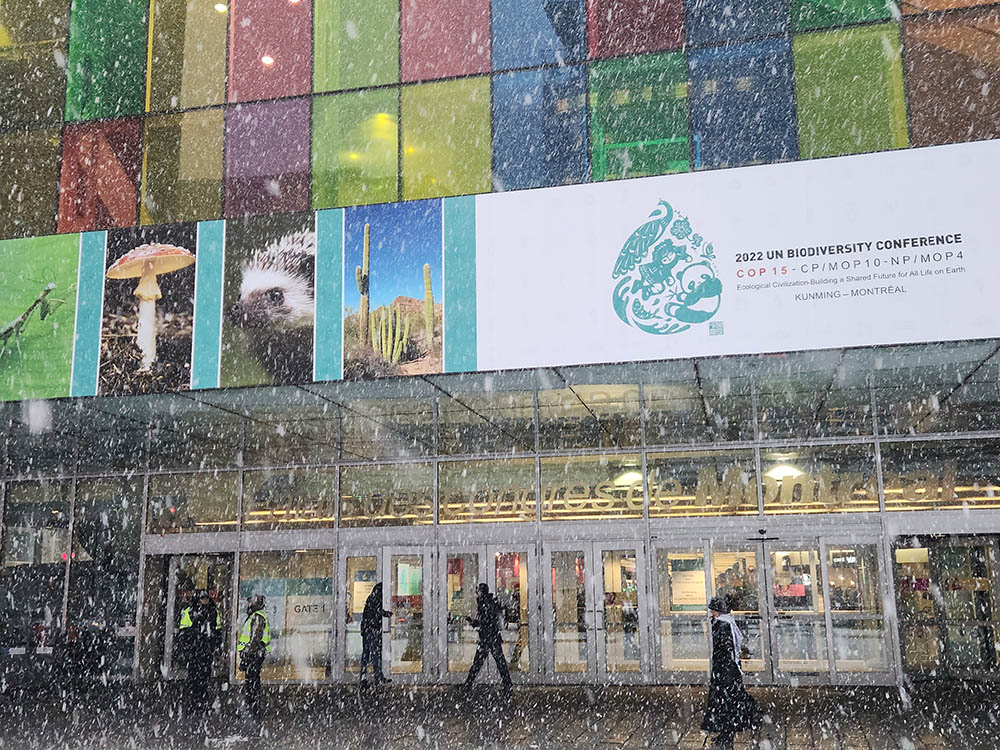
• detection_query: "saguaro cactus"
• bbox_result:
[423,263,434,351]
[355,223,370,347]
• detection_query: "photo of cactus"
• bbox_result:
[343,200,443,380]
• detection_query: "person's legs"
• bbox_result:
[244,660,262,723]
[464,643,488,687]
[372,636,387,682]
[490,639,512,689]
[360,636,374,680]
[712,730,734,749]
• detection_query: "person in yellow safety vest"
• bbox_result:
[237,594,271,728]
[177,589,223,725]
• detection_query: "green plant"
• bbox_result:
[355,223,370,347]
[423,263,434,351]
[371,305,410,365]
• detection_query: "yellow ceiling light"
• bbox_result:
[765,464,804,481]
[614,471,643,486]
[261,55,275,66]
[214,3,227,12]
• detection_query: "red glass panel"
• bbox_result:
[229,0,312,102]
[225,98,311,217]
[57,119,141,233]
[401,0,491,81]
[586,0,684,58]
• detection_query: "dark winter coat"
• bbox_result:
[701,617,758,734]
[361,586,391,640]
[470,591,502,643]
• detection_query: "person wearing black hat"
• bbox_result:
[701,595,759,749]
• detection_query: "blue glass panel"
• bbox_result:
[688,40,798,169]
[492,66,588,191]
[492,0,585,69]
[684,0,788,46]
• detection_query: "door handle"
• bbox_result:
[595,609,605,631]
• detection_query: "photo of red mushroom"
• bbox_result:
[99,225,197,395]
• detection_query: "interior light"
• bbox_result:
[765,464,803,481]
[214,3,227,12]
[614,471,643,486]
[261,55,275,66]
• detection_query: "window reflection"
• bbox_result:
[147,471,238,533]
[882,439,1000,512]
[761,445,879,515]
[538,383,640,451]
[339,463,434,527]
[540,454,643,521]
[146,0,226,111]
[438,459,536,523]
[242,468,336,528]
[1,480,70,644]
[647,450,757,517]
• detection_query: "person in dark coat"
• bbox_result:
[463,583,513,694]
[701,596,758,749]
[177,589,223,724]
[360,583,392,684]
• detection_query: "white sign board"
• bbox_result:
[475,140,999,370]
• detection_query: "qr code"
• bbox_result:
[709,321,724,336]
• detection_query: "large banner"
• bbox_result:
[1,139,997,403]
[476,139,998,370]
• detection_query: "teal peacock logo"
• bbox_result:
[612,200,722,335]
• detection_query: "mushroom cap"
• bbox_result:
[106,243,195,279]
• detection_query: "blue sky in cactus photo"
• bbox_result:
[343,199,443,313]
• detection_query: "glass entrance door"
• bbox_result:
[161,553,233,679]
[440,545,537,682]
[336,546,434,682]
[542,541,648,682]
[765,544,829,679]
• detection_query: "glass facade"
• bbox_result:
[3,1,995,239]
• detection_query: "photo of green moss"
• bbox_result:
[0,234,81,402]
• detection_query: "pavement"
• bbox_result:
[0,681,995,750]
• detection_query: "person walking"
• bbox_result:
[701,596,758,749]
[463,583,512,695]
[360,582,392,684]
[177,589,223,725]
[237,593,271,730]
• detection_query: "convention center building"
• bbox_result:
[0,0,998,689]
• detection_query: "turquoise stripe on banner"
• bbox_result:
[191,220,225,389]
[70,231,106,397]
[443,196,477,372]
[314,208,344,381]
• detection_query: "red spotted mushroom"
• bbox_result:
[107,243,195,371]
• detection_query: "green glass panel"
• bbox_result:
[0,129,60,238]
[147,0,227,111]
[402,77,491,200]
[0,233,80,401]
[791,0,890,30]
[0,0,69,128]
[65,0,148,121]
[312,89,398,209]
[141,109,224,225]
[794,25,909,159]
[314,0,398,92]
[589,53,690,181]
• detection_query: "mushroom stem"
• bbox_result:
[134,261,162,372]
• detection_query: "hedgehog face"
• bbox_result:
[228,265,314,331]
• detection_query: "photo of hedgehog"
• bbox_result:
[343,200,443,380]
[100,224,197,396]
[221,213,316,387]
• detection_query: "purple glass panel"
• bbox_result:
[225,99,311,217]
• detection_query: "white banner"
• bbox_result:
[475,140,1000,370]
